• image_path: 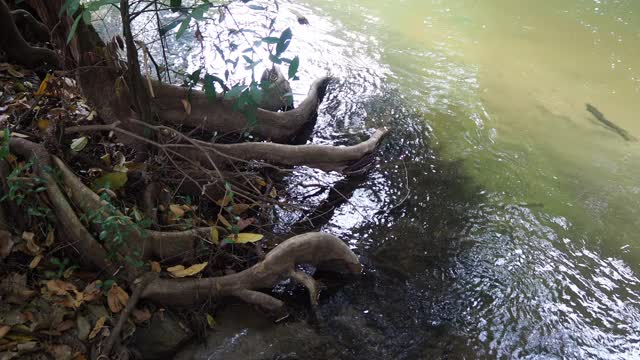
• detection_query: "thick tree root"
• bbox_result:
[53,156,213,260]
[0,0,60,68]
[151,77,331,142]
[9,138,123,275]
[141,232,361,308]
[180,128,389,173]
[11,9,49,43]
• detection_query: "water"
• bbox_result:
[101,0,640,358]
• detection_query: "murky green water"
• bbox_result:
[291,1,640,358]
[102,0,640,358]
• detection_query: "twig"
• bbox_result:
[101,272,158,357]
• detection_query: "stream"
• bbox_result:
[98,0,640,358]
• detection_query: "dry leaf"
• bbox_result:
[150,261,161,273]
[47,344,73,360]
[234,233,264,244]
[29,254,42,269]
[45,230,55,247]
[169,204,185,218]
[270,187,277,198]
[70,137,88,152]
[210,227,219,245]
[206,313,216,328]
[72,352,87,360]
[167,262,208,278]
[57,320,75,332]
[22,232,40,255]
[237,217,255,231]
[107,285,129,313]
[88,316,106,339]
[181,98,191,115]
[0,325,10,339]
[217,214,231,228]
[231,203,250,215]
[47,279,77,296]
[63,267,75,279]
[131,307,151,323]
[255,177,267,187]
[37,119,49,131]
[7,67,24,78]
[216,195,231,207]
[48,107,67,117]
[82,281,101,302]
[35,73,53,96]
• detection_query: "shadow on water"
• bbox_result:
[306,85,485,359]
[177,80,489,360]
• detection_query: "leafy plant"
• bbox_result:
[84,191,150,267]
[1,160,50,218]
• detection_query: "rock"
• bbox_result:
[174,305,333,360]
[130,311,191,359]
[259,67,293,111]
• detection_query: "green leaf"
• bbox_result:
[268,53,282,64]
[82,9,91,24]
[191,3,211,20]
[159,16,183,36]
[275,27,292,56]
[242,55,254,64]
[67,14,82,44]
[59,0,79,16]
[189,68,202,83]
[235,233,264,244]
[176,16,191,39]
[288,56,299,79]
[169,0,182,11]
[93,172,128,191]
[224,85,246,100]
[262,36,279,44]
[210,227,219,245]
[203,74,216,102]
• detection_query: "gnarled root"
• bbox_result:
[0,0,60,68]
[141,232,361,310]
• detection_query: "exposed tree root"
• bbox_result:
[180,128,389,173]
[141,232,361,308]
[9,138,123,276]
[11,9,49,43]
[0,0,60,68]
[6,138,361,318]
[151,77,330,142]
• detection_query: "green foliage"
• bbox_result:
[1,160,50,218]
[62,0,119,43]
[84,191,150,267]
[0,128,11,159]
